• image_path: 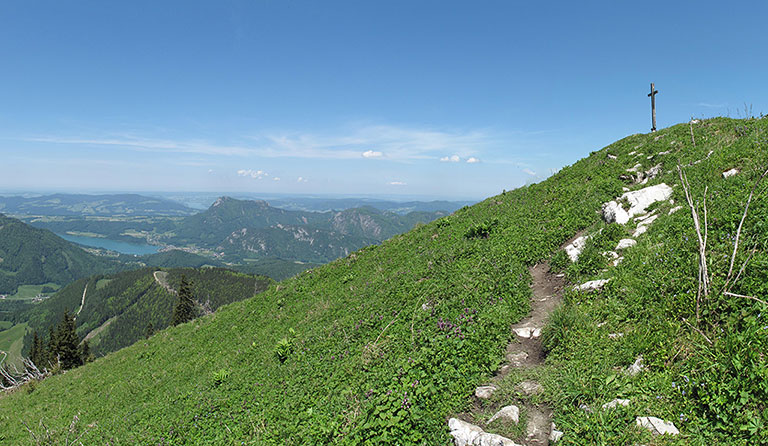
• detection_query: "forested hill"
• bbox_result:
[19,267,272,357]
[1,118,767,444]
[0,214,118,294]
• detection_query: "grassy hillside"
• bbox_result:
[0,215,119,295]
[0,118,766,444]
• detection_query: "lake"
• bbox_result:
[57,233,161,256]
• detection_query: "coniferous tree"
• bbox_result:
[171,275,196,326]
[55,310,82,370]
[46,325,59,366]
[79,339,93,364]
[29,330,47,369]
[145,322,154,339]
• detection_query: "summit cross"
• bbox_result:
[648,82,659,132]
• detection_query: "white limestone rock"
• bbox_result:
[448,418,523,446]
[633,215,658,237]
[607,154,617,160]
[602,184,674,224]
[722,168,739,178]
[513,327,541,339]
[475,385,497,399]
[616,239,637,250]
[516,380,543,395]
[612,257,624,266]
[549,423,564,442]
[574,279,611,292]
[602,398,630,410]
[635,416,680,436]
[564,235,589,262]
[608,333,624,339]
[669,205,683,215]
[602,201,630,225]
[625,356,645,376]
[488,405,520,425]
[506,351,529,366]
[602,251,619,260]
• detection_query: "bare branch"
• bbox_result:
[723,291,768,306]
[682,318,712,345]
[678,165,710,321]
[726,166,768,282]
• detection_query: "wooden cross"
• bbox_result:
[648,82,659,132]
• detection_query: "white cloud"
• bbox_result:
[523,168,536,176]
[237,169,269,179]
[440,154,461,163]
[208,169,214,174]
[466,157,480,163]
[273,177,280,181]
[388,181,406,186]
[362,150,383,158]
[297,176,308,183]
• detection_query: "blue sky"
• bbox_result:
[1,1,766,199]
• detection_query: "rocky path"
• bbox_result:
[449,262,565,446]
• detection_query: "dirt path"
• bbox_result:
[83,316,116,342]
[451,261,566,446]
[501,262,565,445]
[153,270,176,295]
[76,284,88,317]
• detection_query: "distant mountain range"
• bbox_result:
[0,194,456,289]
[164,196,449,263]
[0,193,196,216]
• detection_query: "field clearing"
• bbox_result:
[9,283,60,300]
[0,322,28,369]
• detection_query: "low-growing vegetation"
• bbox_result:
[0,117,765,445]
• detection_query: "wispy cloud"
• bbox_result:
[18,124,492,162]
[466,157,480,164]
[362,150,384,158]
[388,181,406,186]
[297,176,308,183]
[23,135,252,156]
[523,168,536,176]
[237,169,269,179]
[440,154,461,162]
[696,102,726,108]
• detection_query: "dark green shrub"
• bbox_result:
[465,219,499,239]
[542,304,587,354]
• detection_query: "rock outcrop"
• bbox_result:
[448,418,522,446]
[636,416,680,436]
[602,184,674,225]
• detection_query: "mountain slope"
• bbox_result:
[0,214,119,294]
[1,118,766,445]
